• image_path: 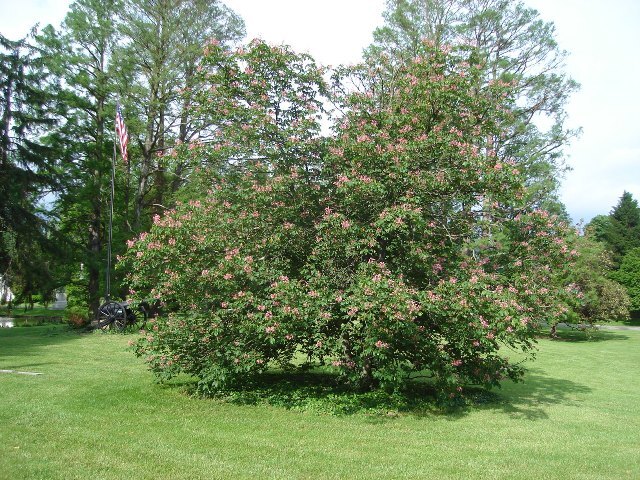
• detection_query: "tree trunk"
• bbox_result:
[134,83,159,229]
[89,90,105,318]
[1,72,12,166]
[360,356,375,391]
[170,75,192,194]
[88,197,101,319]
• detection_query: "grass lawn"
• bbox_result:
[0,304,55,315]
[1,325,639,479]
[604,316,640,327]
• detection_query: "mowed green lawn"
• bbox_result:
[1,325,638,480]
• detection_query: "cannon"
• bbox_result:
[97,300,149,331]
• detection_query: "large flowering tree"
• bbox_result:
[121,39,578,398]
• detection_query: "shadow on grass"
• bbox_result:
[467,371,592,421]
[0,324,86,363]
[188,367,591,421]
[202,371,442,416]
[538,328,630,343]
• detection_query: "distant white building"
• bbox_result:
[50,291,67,310]
[0,275,14,303]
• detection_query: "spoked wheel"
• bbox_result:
[97,301,128,331]
[137,303,149,329]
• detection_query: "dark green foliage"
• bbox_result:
[565,235,630,325]
[585,214,611,242]
[585,193,640,316]
[30,0,246,316]
[597,192,640,266]
[611,247,640,314]
[38,0,122,317]
[115,0,245,229]
[0,32,64,301]
[64,268,91,324]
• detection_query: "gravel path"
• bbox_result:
[553,322,640,332]
[595,324,640,331]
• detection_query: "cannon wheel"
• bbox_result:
[97,301,128,331]
[137,302,150,329]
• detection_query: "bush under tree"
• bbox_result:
[561,234,629,330]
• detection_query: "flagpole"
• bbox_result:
[106,112,117,302]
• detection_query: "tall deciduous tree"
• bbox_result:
[39,0,122,317]
[366,0,579,210]
[115,0,245,229]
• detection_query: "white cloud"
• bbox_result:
[0,0,69,39]
[223,0,385,66]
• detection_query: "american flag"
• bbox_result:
[115,102,129,163]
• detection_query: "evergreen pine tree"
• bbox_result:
[600,191,640,266]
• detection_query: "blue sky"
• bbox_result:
[2,0,639,224]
